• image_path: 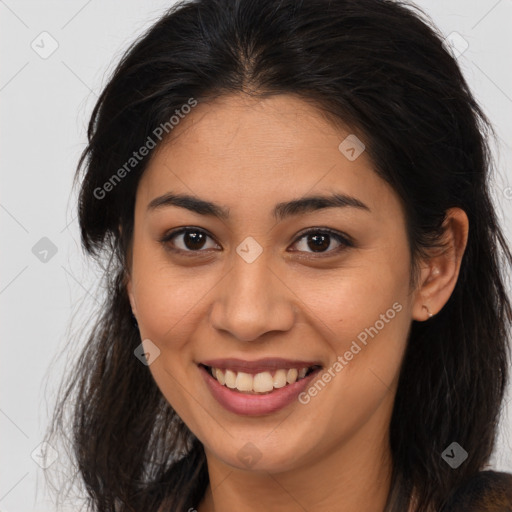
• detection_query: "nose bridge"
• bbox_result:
[209,245,295,342]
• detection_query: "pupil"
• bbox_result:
[183,232,331,252]
[308,233,329,252]
[185,231,205,250]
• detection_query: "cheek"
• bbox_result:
[129,245,207,424]
[297,260,409,348]
[130,234,211,344]
[135,279,195,342]
[291,279,411,449]
[293,249,412,403]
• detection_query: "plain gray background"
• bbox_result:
[1,1,512,510]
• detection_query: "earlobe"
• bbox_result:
[412,264,440,321]
[120,223,137,316]
[128,293,137,318]
[125,271,137,317]
[412,207,469,322]
[128,290,137,317]
[421,304,433,319]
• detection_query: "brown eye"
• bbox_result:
[160,228,220,253]
[290,228,353,255]
[160,226,353,257]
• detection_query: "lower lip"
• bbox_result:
[199,365,321,416]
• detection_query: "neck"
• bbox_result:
[197,413,394,512]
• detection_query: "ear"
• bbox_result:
[120,223,138,317]
[412,207,469,321]
[126,273,138,317]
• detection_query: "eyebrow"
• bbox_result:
[147,191,371,221]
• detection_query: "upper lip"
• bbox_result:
[199,358,323,375]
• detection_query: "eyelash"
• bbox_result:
[159,226,354,257]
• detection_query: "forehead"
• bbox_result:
[137,93,401,222]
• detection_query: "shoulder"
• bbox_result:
[442,470,512,511]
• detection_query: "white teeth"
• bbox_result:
[253,371,274,392]
[235,372,253,392]
[273,369,287,388]
[214,368,225,385]
[224,369,237,389]
[208,366,314,393]
[286,368,298,384]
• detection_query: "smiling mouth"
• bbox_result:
[199,364,322,394]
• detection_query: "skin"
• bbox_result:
[126,93,469,512]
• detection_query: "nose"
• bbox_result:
[209,250,296,342]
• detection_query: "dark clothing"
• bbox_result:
[442,471,512,511]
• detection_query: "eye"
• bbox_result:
[160,227,220,254]
[289,228,353,255]
[160,226,353,257]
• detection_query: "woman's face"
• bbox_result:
[127,93,419,473]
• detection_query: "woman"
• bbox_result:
[45,0,512,510]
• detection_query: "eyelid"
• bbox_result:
[159,227,221,254]
[159,226,354,255]
[289,227,354,254]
